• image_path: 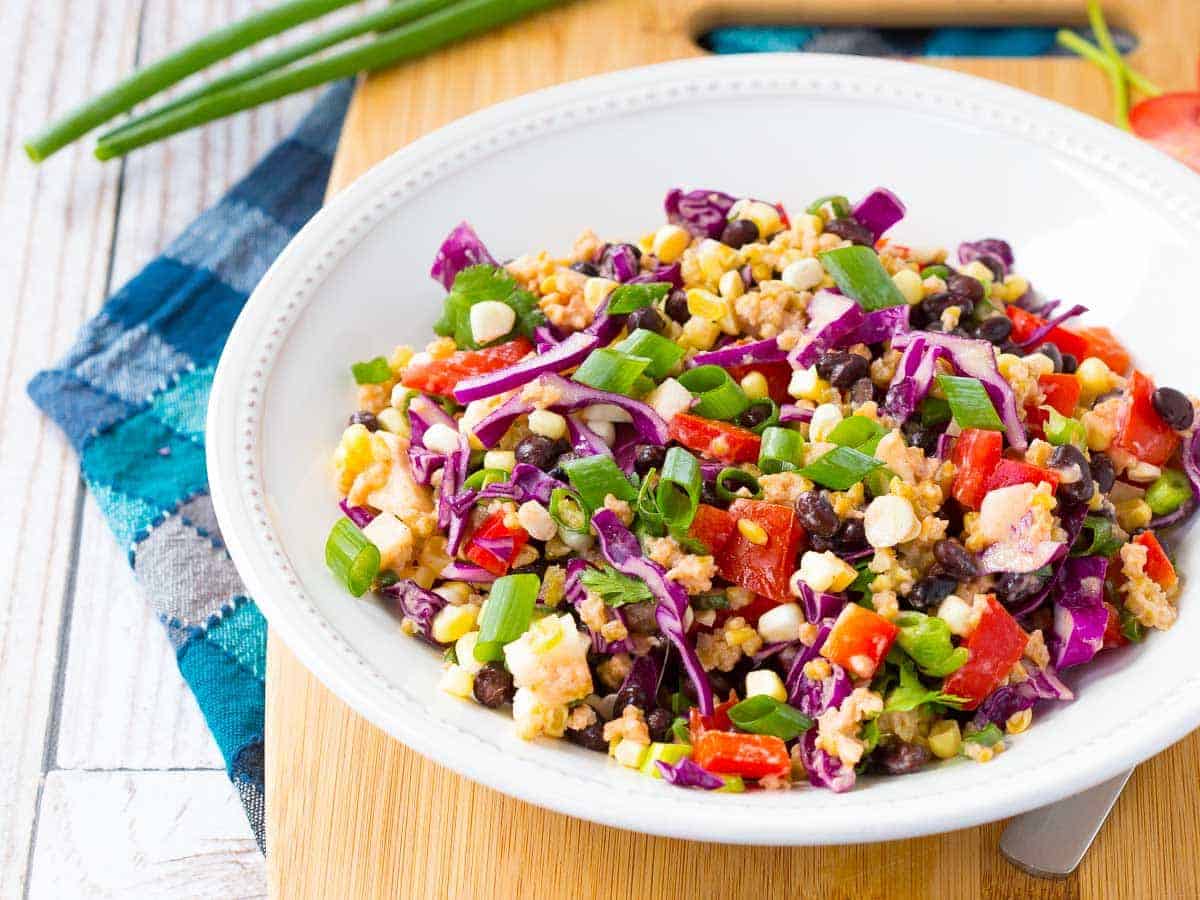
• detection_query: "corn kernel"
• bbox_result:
[388,345,414,374]
[928,720,962,759]
[739,371,770,401]
[745,669,787,702]
[718,269,745,301]
[427,336,457,359]
[686,288,728,322]
[1002,275,1029,303]
[737,518,769,545]
[434,581,472,606]
[680,316,720,350]
[788,366,830,402]
[725,623,757,647]
[781,257,824,291]
[431,604,478,644]
[1116,497,1153,531]
[960,260,995,284]
[455,632,485,674]
[696,239,740,284]
[809,403,843,442]
[439,664,475,698]
[483,450,516,472]
[1005,708,1033,735]
[652,224,691,264]
[528,408,568,441]
[731,200,781,237]
[796,213,824,235]
[583,277,617,311]
[375,407,407,435]
[892,268,924,305]
[756,602,803,642]
[1076,356,1118,402]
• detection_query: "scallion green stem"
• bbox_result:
[613,329,685,380]
[474,572,539,662]
[1055,29,1129,130]
[758,426,804,475]
[26,0,361,161]
[1085,0,1161,98]
[678,366,750,421]
[657,447,701,531]
[94,0,564,160]
[325,517,381,597]
[100,0,451,146]
[573,348,651,396]
[562,455,636,512]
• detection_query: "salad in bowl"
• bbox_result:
[325,186,1198,794]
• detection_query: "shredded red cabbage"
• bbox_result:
[656,757,725,790]
[338,499,375,528]
[429,221,497,290]
[597,243,641,282]
[851,187,906,241]
[957,238,1014,278]
[566,416,613,457]
[628,262,683,288]
[794,582,847,623]
[1015,303,1088,350]
[381,580,448,645]
[564,557,634,655]
[690,337,786,369]
[883,334,950,423]
[843,304,910,346]
[797,730,856,793]
[972,663,1074,728]
[438,561,497,583]
[779,404,814,424]
[788,291,866,369]
[1050,556,1110,669]
[1008,501,1090,619]
[407,396,458,486]
[664,187,737,239]
[452,331,599,403]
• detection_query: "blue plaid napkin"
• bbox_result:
[28,80,354,851]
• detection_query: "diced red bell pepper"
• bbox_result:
[401,337,533,397]
[1038,373,1081,417]
[688,698,737,741]
[984,458,1060,494]
[819,604,899,679]
[692,731,790,779]
[1114,371,1180,467]
[714,499,804,603]
[727,361,793,405]
[1073,326,1131,375]
[1135,530,1177,590]
[462,510,528,576]
[950,428,1003,510]
[669,412,762,465]
[942,596,1028,711]
[1102,602,1129,649]
[687,504,737,556]
[1005,306,1090,361]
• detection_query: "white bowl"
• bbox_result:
[208,53,1200,845]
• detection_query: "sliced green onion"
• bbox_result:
[464,468,509,491]
[1071,515,1126,558]
[657,447,702,531]
[728,695,812,741]
[818,245,907,311]
[614,328,685,380]
[549,487,589,535]
[474,572,540,662]
[715,467,762,502]
[919,264,951,280]
[864,466,896,498]
[634,468,665,537]
[800,445,882,490]
[669,716,691,744]
[1043,407,1087,448]
[805,194,851,218]
[738,398,779,435]
[572,348,650,396]
[1145,469,1193,516]
[936,374,1004,431]
[562,455,637,512]
[606,282,672,315]
[758,426,805,475]
[677,366,750,421]
[351,356,392,385]
[919,397,951,427]
[962,722,1004,750]
[640,742,693,777]
[827,415,886,449]
[325,518,380,597]
[1119,604,1145,643]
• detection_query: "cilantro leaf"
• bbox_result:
[962,722,1003,749]
[435,264,546,349]
[578,565,654,607]
[884,657,966,713]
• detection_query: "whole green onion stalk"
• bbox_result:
[94,0,565,160]
[26,0,361,161]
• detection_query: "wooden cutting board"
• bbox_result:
[267,1,1200,896]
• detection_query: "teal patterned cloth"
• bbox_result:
[27,80,355,850]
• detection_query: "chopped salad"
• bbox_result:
[327,186,1198,793]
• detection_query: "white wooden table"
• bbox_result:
[0,1,353,894]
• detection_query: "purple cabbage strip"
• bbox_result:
[664,187,737,239]
[934,432,955,461]
[591,509,713,714]
[452,331,597,403]
[779,404,814,424]
[794,582,847,624]
[564,557,634,655]
[338,499,375,528]
[1050,556,1110,669]
[787,291,866,369]
[1015,303,1088,350]
[612,425,640,475]
[851,187,906,241]
[797,730,856,793]
[580,294,625,345]
[429,221,497,290]
[478,463,567,506]
[438,561,497,584]
[785,623,831,705]
[690,337,786,369]
[407,396,458,486]
[973,664,1074,728]
[597,243,641,282]
[883,335,950,423]
[656,757,725,790]
[1008,501,1090,619]
[566,416,613,457]
[472,375,668,449]
[628,262,683,288]
[381,580,448,645]
[843,304,910,346]
[751,641,797,664]
[533,322,564,349]
[957,238,1014,279]
[619,654,661,704]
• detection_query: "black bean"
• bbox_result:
[920,291,973,323]
[472,663,515,708]
[1049,444,1094,504]
[612,684,650,718]
[795,491,839,537]
[348,411,380,432]
[833,518,868,553]
[816,351,870,389]
[995,571,1047,611]
[1152,386,1194,431]
[873,739,931,775]
[1060,353,1078,374]
[1032,343,1063,373]
[633,444,666,476]
[850,377,877,406]
[1090,453,1116,494]
[700,480,728,509]
[570,261,600,277]
[626,305,666,335]
[974,315,1013,345]
[646,708,673,742]
[808,532,834,552]
[933,539,978,581]
[548,451,580,483]
[945,273,985,303]
[736,403,772,431]
[823,216,874,247]
[515,434,564,471]
[720,218,759,249]
[907,576,957,611]
[664,288,690,323]
[622,601,660,634]
[566,721,609,753]
[902,420,939,455]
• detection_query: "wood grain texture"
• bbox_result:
[263,1,1200,896]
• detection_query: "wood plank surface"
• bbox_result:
[266,1,1200,897]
